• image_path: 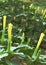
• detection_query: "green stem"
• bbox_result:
[1,30,5,42]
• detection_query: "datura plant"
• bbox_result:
[32,33,45,61]
[1,16,7,43]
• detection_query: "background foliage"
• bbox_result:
[0,0,46,65]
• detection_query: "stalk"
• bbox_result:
[21,32,25,44]
[7,23,13,53]
[1,16,7,42]
[27,38,30,45]
[32,33,45,58]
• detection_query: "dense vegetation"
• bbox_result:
[0,0,46,65]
